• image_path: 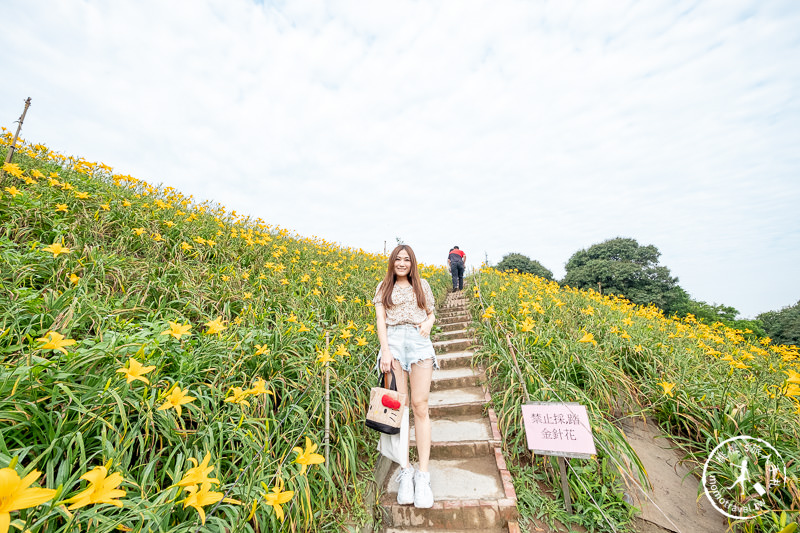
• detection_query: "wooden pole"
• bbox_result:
[1,97,31,182]
[558,456,573,514]
[324,332,331,465]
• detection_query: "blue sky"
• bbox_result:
[1,0,799,318]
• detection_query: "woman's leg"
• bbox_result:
[391,358,412,469]
[409,358,434,472]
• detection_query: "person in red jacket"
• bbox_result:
[447,246,466,291]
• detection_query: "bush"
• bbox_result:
[496,253,553,280]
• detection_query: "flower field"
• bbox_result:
[0,133,449,532]
[470,268,799,532]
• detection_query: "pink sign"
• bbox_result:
[521,402,597,458]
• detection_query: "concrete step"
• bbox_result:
[439,309,470,318]
[434,338,473,353]
[383,527,508,533]
[409,415,499,458]
[428,386,487,417]
[431,367,480,391]
[437,351,475,370]
[439,314,471,325]
[440,321,471,332]
[410,414,494,444]
[433,328,472,341]
[382,456,516,529]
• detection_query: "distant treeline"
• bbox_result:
[495,238,799,346]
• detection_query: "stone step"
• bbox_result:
[439,309,470,318]
[431,367,480,391]
[434,329,474,342]
[383,527,510,533]
[440,321,471,332]
[434,338,473,353]
[410,414,494,444]
[408,415,500,458]
[439,314,471,325]
[428,386,487,417]
[436,351,475,370]
[382,456,517,529]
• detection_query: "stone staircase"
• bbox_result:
[379,291,520,533]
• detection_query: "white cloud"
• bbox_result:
[1,0,798,317]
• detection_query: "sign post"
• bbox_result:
[521,402,597,514]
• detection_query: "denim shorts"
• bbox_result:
[376,324,439,372]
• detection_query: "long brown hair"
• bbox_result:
[378,245,426,310]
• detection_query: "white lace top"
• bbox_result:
[373,279,435,326]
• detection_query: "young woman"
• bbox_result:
[373,244,437,508]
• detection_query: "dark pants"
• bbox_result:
[450,261,464,290]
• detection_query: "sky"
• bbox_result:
[1,0,798,318]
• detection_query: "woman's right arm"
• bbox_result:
[376,304,393,373]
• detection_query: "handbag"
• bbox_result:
[377,407,409,465]
[365,370,407,434]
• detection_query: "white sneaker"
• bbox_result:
[414,470,433,508]
[395,466,415,505]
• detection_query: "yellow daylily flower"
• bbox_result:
[3,186,21,197]
[316,349,334,365]
[181,482,224,525]
[334,344,350,358]
[657,382,676,397]
[287,313,298,323]
[355,337,368,347]
[157,386,196,416]
[74,191,89,199]
[518,317,535,333]
[340,330,353,340]
[247,378,269,396]
[296,323,310,333]
[55,203,68,213]
[133,227,145,236]
[293,437,325,475]
[69,273,80,284]
[42,242,71,258]
[335,295,346,303]
[578,332,597,346]
[224,387,250,407]
[64,466,126,510]
[204,317,227,335]
[254,344,270,356]
[100,204,110,211]
[161,321,191,339]
[36,331,77,354]
[177,453,219,488]
[262,478,293,522]
[180,241,192,251]
[0,467,57,530]
[116,357,156,385]
[1,162,24,178]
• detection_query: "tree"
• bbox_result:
[562,237,683,313]
[758,301,800,346]
[496,253,553,280]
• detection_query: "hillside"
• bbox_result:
[0,134,449,532]
[470,268,799,532]
[2,131,798,533]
